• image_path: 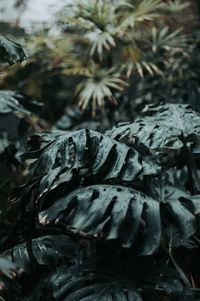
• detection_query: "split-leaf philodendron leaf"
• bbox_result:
[39,184,199,253]
[48,256,186,301]
[2,102,200,300]
[107,103,200,153]
[1,235,78,274]
[21,129,159,197]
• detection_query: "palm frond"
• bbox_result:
[120,0,162,29]
[164,0,190,13]
[89,30,116,57]
[134,0,163,19]
[149,26,188,52]
[61,0,110,31]
[75,68,128,116]
[62,57,92,76]
[122,60,162,78]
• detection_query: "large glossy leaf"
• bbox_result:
[39,185,160,254]
[6,176,40,228]
[48,256,186,301]
[146,170,200,246]
[0,36,26,64]
[107,104,200,152]
[39,183,200,254]
[1,235,77,274]
[22,129,159,197]
[0,91,43,116]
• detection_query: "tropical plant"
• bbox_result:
[0,36,43,212]
[1,4,200,301]
[125,18,200,116]
[52,0,190,115]
[1,0,191,118]
[1,101,200,300]
[0,0,197,133]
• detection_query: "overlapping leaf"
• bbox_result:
[1,235,77,274]
[39,184,199,254]
[49,263,143,301]
[0,236,77,301]
[145,170,200,246]
[39,185,160,254]
[0,91,43,116]
[22,129,159,197]
[0,36,26,64]
[48,256,187,301]
[0,91,43,159]
[107,104,200,152]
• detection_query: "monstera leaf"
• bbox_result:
[22,129,159,197]
[39,184,200,254]
[0,36,26,64]
[0,236,77,301]
[47,255,193,301]
[1,235,77,274]
[107,104,200,153]
[39,185,160,254]
[0,91,43,116]
[145,170,200,246]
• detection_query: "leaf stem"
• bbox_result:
[161,243,191,288]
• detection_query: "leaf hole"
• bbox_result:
[92,189,100,199]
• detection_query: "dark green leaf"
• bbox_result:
[0,91,43,116]
[0,36,26,64]
[107,104,200,152]
[22,129,159,197]
[1,235,77,274]
[146,170,200,246]
[48,256,184,301]
[39,183,199,252]
[39,184,161,254]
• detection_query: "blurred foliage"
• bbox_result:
[0,0,198,121]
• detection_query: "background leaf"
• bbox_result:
[0,91,43,116]
[107,103,200,152]
[0,36,26,64]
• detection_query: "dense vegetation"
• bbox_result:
[1,0,200,300]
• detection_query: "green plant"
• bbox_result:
[0,0,197,131]
[10,0,189,117]
[1,6,200,301]
[1,102,200,300]
[55,0,191,115]
[0,37,43,212]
